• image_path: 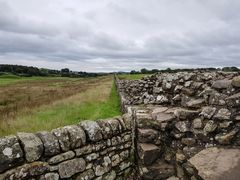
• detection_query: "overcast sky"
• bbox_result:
[0,0,240,72]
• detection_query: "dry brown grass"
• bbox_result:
[0,76,109,123]
[0,75,121,136]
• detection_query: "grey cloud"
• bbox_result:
[0,0,240,72]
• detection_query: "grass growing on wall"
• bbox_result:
[0,76,121,136]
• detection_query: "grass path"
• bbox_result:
[0,76,120,136]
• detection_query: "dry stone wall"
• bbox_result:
[0,116,134,180]
[116,71,240,180]
[1,71,240,180]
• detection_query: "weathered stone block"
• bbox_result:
[212,79,232,89]
[122,113,132,130]
[200,107,217,119]
[232,76,240,87]
[48,151,75,165]
[36,131,60,157]
[213,108,231,120]
[138,128,158,143]
[58,158,86,178]
[66,125,86,149]
[39,172,59,180]
[107,119,121,135]
[97,120,113,139]
[85,153,99,162]
[215,128,239,145]
[186,98,205,108]
[175,121,190,133]
[80,121,103,142]
[75,144,94,156]
[226,92,240,107]
[0,135,24,173]
[52,127,71,152]
[141,160,175,180]
[203,120,217,135]
[188,147,240,180]
[0,162,49,179]
[138,143,160,165]
[75,169,95,180]
[181,138,196,146]
[111,154,121,167]
[174,108,199,120]
[102,170,116,180]
[192,118,203,129]
[17,132,43,162]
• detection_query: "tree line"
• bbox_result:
[0,64,102,77]
[129,67,240,74]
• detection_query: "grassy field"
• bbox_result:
[0,74,58,86]
[117,73,151,80]
[0,75,120,136]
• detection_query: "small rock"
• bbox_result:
[176,153,186,163]
[235,115,240,121]
[175,121,190,132]
[156,95,169,103]
[0,162,49,179]
[213,108,231,120]
[85,153,99,162]
[167,176,180,180]
[48,151,75,165]
[39,173,59,180]
[75,169,95,180]
[155,112,175,122]
[75,144,94,156]
[174,109,199,120]
[212,79,232,89]
[58,158,86,178]
[192,118,203,129]
[111,154,121,167]
[181,138,196,146]
[186,99,205,108]
[226,92,240,107]
[183,146,200,157]
[232,76,240,87]
[200,107,217,119]
[219,121,232,128]
[204,120,217,135]
[103,170,116,180]
[215,128,239,144]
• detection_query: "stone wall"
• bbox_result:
[0,116,134,180]
[116,71,240,180]
[1,72,240,180]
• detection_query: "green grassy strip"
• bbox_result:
[0,74,79,86]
